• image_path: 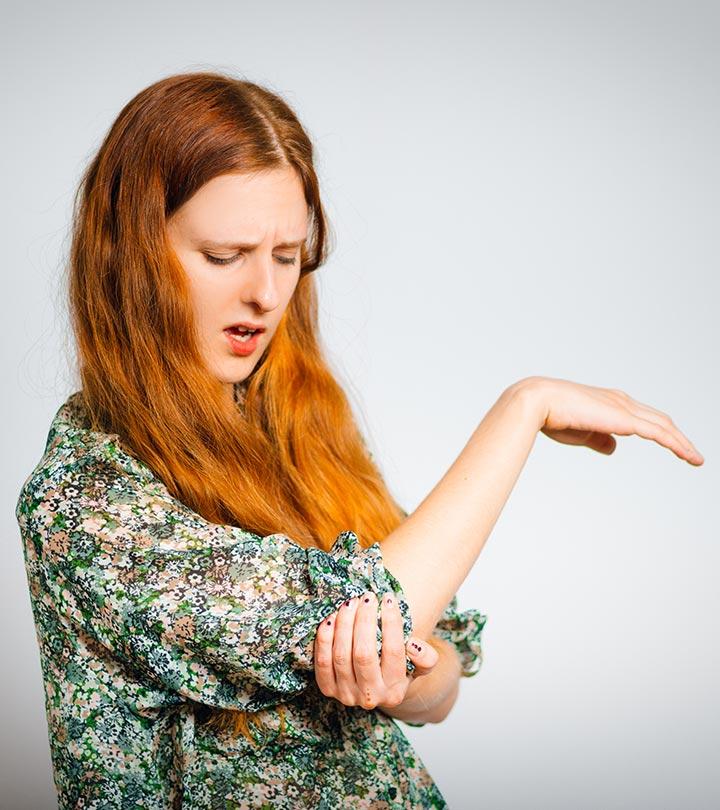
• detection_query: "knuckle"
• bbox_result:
[353,647,375,666]
[382,641,405,659]
[361,690,377,710]
[315,653,332,669]
[332,653,347,667]
[386,686,405,707]
[395,682,410,701]
[337,690,356,707]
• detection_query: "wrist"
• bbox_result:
[506,376,549,432]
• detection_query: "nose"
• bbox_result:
[240,251,281,313]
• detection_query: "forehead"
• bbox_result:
[172,168,309,240]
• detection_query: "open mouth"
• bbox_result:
[225,326,258,343]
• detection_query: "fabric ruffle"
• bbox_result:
[431,594,487,678]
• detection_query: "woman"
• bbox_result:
[15,71,703,809]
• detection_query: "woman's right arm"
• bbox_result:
[380,376,703,640]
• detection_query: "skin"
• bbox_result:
[317,378,703,723]
[313,592,461,725]
[378,377,703,648]
[166,166,308,405]
[374,378,704,724]
[165,171,704,725]
[166,166,448,722]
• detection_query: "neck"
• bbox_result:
[229,380,249,408]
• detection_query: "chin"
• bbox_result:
[213,364,252,386]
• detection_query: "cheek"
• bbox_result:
[187,274,226,323]
[281,271,302,306]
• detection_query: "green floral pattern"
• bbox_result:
[16,392,488,808]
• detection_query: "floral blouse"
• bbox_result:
[16,392,488,809]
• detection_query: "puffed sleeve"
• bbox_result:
[16,447,417,713]
[431,594,487,678]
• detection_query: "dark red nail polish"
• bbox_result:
[364,597,370,603]
[326,619,332,625]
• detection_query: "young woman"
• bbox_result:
[15,71,703,809]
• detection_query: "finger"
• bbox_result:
[332,596,360,704]
[379,593,409,705]
[406,635,441,678]
[352,591,384,710]
[605,389,703,462]
[626,405,702,462]
[592,432,617,455]
[580,430,617,455]
[314,611,338,698]
[625,412,702,463]
[607,387,683,423]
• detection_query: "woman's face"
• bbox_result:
[166,167,308,399]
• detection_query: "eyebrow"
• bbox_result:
[197,238,306,250]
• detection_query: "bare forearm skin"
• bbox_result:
[379,636,463,725]
[380,380,544,641]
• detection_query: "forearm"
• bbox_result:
[380,380,544,640]
[379,636,462,725]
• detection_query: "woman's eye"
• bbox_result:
[205,254,236,266]
[204,253,297,267]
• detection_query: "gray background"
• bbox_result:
[2,1,718,807]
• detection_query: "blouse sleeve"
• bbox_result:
[16,447,417,713]
[431,593,487,678]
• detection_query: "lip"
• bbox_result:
[225,321,266,332]
[224,327,262,356]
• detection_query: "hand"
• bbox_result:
[313,590,439,710]
[516,376,704,465]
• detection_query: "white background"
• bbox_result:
[2,1,718,807]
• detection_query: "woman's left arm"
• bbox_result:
[378,635,462,724]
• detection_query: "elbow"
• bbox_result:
[425,681,460,724]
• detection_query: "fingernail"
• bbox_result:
[384,595,393,607]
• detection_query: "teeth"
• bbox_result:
[229,331,254,343]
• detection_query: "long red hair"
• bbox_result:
[67,70,407,742]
